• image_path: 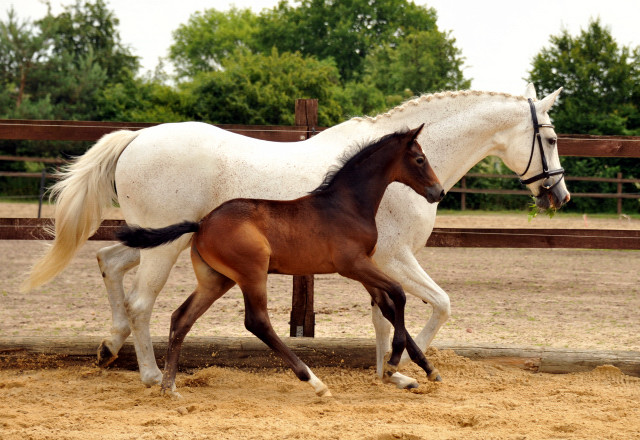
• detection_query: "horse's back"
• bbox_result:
[114,122,333,228]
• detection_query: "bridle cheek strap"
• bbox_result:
[519,98,565,196]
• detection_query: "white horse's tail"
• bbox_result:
[21,129,140,292]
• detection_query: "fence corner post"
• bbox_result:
[290,99,319,337]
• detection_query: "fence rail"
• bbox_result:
[2,218,639,250]
[1,109,638,338]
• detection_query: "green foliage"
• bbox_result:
[256,0,450,83]
[180,48,344,126]
[170,7,260,80]
[364,29,470,95]
[527,19,640,214]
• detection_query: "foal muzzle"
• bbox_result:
[426,184,445,204]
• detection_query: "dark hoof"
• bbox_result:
[96,343,118,368]
[427,369,442,382]
[405,382,419,390]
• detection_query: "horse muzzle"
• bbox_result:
[535,177,571,210]
[426,184,445,204]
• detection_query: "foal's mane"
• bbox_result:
[310,127,410,195]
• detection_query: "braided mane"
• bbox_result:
[351,90,529,123]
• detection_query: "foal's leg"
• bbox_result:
[381,249,451,368]
[96,243,140,367]
[340,256,437,382]
[365,285,440,384]
[161,247,236,396]
[239,276,331,397]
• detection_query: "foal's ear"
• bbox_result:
[408,123,425,143]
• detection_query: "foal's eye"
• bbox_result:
[416,156,425,165]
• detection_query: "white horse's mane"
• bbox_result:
[351,90,529,123]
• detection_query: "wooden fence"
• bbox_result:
[1,101,639,338]
[454,172,640,214]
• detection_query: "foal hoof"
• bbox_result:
[316,388,333,398]
[427,369,442,382]
[96,342,118,368]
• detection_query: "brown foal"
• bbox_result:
[117,124,445,397]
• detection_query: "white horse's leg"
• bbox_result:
[125,243,185,386]
[96,243,140,366]
[372,249,450,386]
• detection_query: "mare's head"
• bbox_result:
[501,84,571,210]
[393,124,444,203]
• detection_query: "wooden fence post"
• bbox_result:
[617,172,622,215]
[460,176,466,211]
[290,99,318,337]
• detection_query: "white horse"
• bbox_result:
[23,85,570,390]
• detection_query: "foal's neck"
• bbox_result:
[324,143,402,220]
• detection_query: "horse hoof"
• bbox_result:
[404,381,419,390]
[96,342,118,368]
[427,369,442,382]
[316,388,333,398]
[161,388,183,399]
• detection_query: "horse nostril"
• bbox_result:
[439,190,445,200]
[564,193,571,204]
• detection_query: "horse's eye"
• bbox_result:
[416,156,425,165]
[548,138,557,146]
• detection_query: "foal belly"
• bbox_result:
[267,242,337,276]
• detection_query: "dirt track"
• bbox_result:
[1,204,639,439]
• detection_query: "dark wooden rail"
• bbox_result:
[3,218,639,250]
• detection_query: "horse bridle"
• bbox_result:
[519,98,565,196]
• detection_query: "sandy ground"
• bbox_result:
[1,203,639,439]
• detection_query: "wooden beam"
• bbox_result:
[427,227,640,250]
[3,219,639,250]
[558,134,640,157]
[0,119,311,143]
[1,336,638,377]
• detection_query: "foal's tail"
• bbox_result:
[21,130,140,292]
[116,221,200,249]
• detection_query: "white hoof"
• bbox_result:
[384,372,419,390]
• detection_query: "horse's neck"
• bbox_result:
[327,92,527,192]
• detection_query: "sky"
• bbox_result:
[3,0,640,95]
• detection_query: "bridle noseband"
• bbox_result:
[519,98,565,195]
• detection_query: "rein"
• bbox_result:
[519,98,565,195]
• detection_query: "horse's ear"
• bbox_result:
[523,83,537,100]
[409,123,425,143]
[538,87,563,113]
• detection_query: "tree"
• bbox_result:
[527,19,640,213]
[0,8,50,110]
[363,29,470,96]
[180,48,344,126]
[256,0,448,82]
[528,19,640,136]
[169,7,259,80]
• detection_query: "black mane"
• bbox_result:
[309,127,410,194]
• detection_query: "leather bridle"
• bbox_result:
[519,98,565,196]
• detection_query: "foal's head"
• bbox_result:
[394,124,444,203]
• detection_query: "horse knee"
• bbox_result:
[432,293,451,321]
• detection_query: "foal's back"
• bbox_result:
[194,193,363,279]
